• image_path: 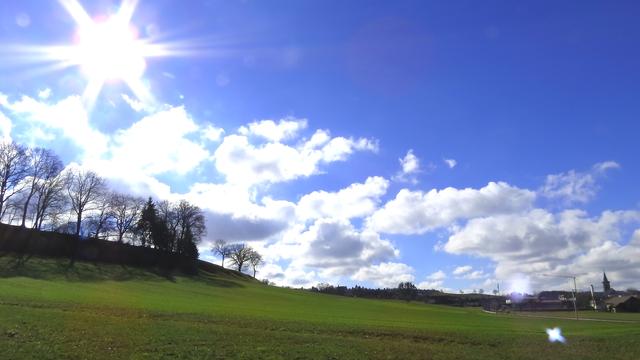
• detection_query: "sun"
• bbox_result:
[73,17,146,82]
[4,0,216,111]
[55,0,153,108]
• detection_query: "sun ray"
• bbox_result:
[115,0,139,25]
[125,77,154,107]
[58,0,93,28]
[82,77,105,111]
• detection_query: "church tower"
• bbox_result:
[602,272,611,294]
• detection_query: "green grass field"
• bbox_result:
[1,254,638,359]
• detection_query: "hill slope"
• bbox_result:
[1,254,638,359]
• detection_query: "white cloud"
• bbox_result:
[400,150,419,174]
[393,149,420,183]
[106,106,209,175]
[0,111,12,141]
[427,270,447,281]
[38,88,52,100]
[238,118,307,142]
[444,209,640,290]
[540,161,620,204]
[1,95,108,160]
[463,270,487,280]
[296,176,389,221]
[214,129,377,185]
[418,270,447,290]
[352,262,415,288]
[299,218,398,274]
[368,181,535,235]
[184,182,295,242]
[201,124,224,142]
[453,265,472,276]
[121,93,152,112]
[443,158,457,169]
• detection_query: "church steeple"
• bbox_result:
[602,272,611,293]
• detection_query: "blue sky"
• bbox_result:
[1,0,639,292]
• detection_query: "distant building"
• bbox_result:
[603,272,612,296]
[595,272,640,312]
[604,296,640,313]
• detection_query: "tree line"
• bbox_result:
[310,282,497,306]
[0,141,204,260]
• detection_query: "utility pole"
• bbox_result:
[542,274,584,320]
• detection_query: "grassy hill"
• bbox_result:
[1,254,639,359]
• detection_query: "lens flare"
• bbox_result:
[505,274,531,302]
[546,327,566,343]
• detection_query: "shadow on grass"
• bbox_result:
[0,252,245,288]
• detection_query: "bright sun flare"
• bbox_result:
[54,0,153,109]
[5,0,213,110]
[73,18,146,82]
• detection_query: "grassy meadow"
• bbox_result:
[1,253,639,359]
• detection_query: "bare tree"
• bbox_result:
[32,172,67,230]
[228,243,253,272]
[248,249,263,278]
[0,142,28,220]
[157,200,179,251]
[20,148,63,227]
[87,191,113,239]
[66,168,106,237]
[212,239,232,268]
[110,193,144,243]
[174,200,206,253]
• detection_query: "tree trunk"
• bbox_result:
[20,190,35,227]
[221,255,225,268]
[253,268,256,278]
[75,210,82,236]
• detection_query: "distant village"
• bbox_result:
[491,272,640,313]
[311,273,640,313]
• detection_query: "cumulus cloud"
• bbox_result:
[0,94,108,160]
[105,106,210,176]
[300,218,398,274]
[418,270,446,289]
[352,262,415,288]
[368,181,535,235]
[201,124,225,142]
[445,209,640,290]
[443,158,457,169]
[453,265,472,276]
[214,129,377,185]
[183,182,295,243]
[392,149,420,183]
[296,176,389,221]
[0,111,12,141]
[38,88,52,100]
[238,118,307,142]
[540,161,620,204]
[462,270,487,280]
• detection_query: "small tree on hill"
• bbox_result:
[248,249,263,278]
[228,244,252,272]
[212,239,232,268]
